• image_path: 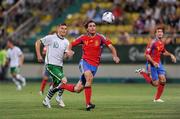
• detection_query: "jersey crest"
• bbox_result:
[53,41,59,48]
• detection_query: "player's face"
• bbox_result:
[87,22,96,34]
[57,25,67,37]
[6,41,12,48]
[156,29,164,39]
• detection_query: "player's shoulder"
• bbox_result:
[7,48,11,53]
[14,46,22,52]
[63,37,69,43]
[96,33,108,40]
[75,34,86,40]
[148,38,156,46]
[43,34,56,39]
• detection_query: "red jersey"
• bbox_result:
[145,39,166,63]
[71,33,112,66]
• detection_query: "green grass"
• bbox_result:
[0,82,180,119]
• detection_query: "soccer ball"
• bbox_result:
[102,12,115,23]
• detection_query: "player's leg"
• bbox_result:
[83,70,95,111]
[136,63,152,84]
[56,77,67,107]
[39,69,49,95]
[154,64,166,102]
[150,66,159,87]
[39,75,48,95]
[11,67,22,90]
[14,67,26,87]
[79,59,96,110]
[16,73,26,87]
[43,65,64,108]
[60,79,84,93]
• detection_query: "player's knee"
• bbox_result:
[159,80,166,85]
[85,81,92,87]
[74,86,83,93]
[152,81,159,86]
[61,77,67,84]
[84,71,93,81]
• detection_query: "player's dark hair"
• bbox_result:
[7,38,15,44]
[155,26,165,33]
[84,20,96,29]
[58,23,67,26]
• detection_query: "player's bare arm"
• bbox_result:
[35,40,43,63]
[66,44,74,58]
[108,44,120,63]
[19,54,24,67]
[145,54,159,68]
[163,50,176,63]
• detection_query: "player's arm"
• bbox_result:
[163,50,176,63]
[145,41,159,67]
[35,40,43,63]
[19,54,24,67]
[66,37,83,57]
[107,44,120,64]
[145,54,159,67]
[101,35,120,63]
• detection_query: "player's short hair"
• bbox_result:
[84,20,96,29]
[155,26,165,33]
[7,38,15,44]
[58,23,67,26]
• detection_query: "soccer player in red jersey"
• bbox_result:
[60,20,120,111]
[136,26,176,102]
[39,46,49,95]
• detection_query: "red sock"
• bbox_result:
[155,83,165,100]
[140,72,152,84]
[60,84,75,92]
[84,87,92,105]
[40,79,47,92]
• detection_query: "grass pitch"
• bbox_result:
[0,82,180,119]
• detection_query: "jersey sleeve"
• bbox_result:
[40,35,52,46]
[6,50,10,58]
[71,35,83,46]
[17,47,23,56]
[145,40,154,55]
[99,34,112,46]
[162,45,167,53]
[65,40,70,53]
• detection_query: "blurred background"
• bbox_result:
[0,0,180,83]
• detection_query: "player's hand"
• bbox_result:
[62,78,67,84]
[37,55,43,63]
[153,61,159,68]
[66,50,74,58]
[19,62,23,67]
[170,54,176,63]
[113,56,120,64]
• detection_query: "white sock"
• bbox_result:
[12,78,21,89]
[16,74,26,86]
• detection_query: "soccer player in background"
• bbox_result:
[0,43,8,81]
[35,23,71,108]
[39,46,50,95]
[136,26,176,102]
[6,39,26,90]
[60,20,120,111]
